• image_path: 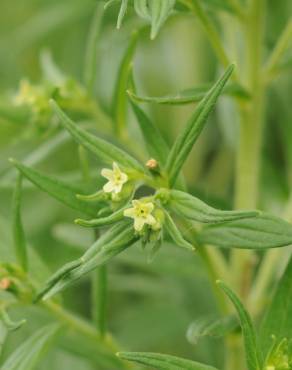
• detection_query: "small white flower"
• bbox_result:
[124,199,157,232]
[101,162,128,194]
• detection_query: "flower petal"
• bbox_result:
[101,168,114,181]
[103,181,115,193]
[124,208,136,218]
[144,202,154,213]
[134,217,145,231]
[145,214,156,226]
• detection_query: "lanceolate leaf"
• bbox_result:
[130,101,169,164]
[168,189,258,223]
[198,214,292,249]
[134,0,151,20]
[163,209,195,251]
[75,207,125,228]
[117,352,219,370]
[50,100,146,174]
[260,256,292,356]
[127,82,250,105]
[10,159,97,217]
[116,0,129,29]
[112,30,139,135]
[12,173,28,271]
[217,281,263,370]
[186,314,238,345]
[149,0,175,40]
[39,221,138,300]
[165,64,234,186]
[1,324,60,370]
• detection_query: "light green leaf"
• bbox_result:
[186,314,238,344]
[198,214,292,249]
[149,0,175,40]
[168,189,259,223]
[51,100,146,174]
[1,324,60,370]
[117,352,219,370]
[163,209,195,251]
[112,30,139,136]
[10,159,97,217]
[130,101,169,164]
[117,0,129,29]
[12,173,28,271]
[260,256,292,356]
[134,0,151,20]
[75,207,125,228]
[39,221,138,300]
[165,64,234,186]
[0,309,26,332]
[217,281,263,370]
[127,82,250,105]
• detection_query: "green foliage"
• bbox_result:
[117,351,219,370]
[0,324,60,370]
[1,0,292,369]
[217,281,263,370]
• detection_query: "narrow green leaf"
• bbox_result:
[51,100,146,174]
[198,214,292,249]
[186,314,238,344]
[75,207,125,228]
[0,309,26,332]
[112,31,139,136]
[260,256,292,356]
[130,101,169,164]
[39,221,138,300]
[168,189,259,223]
[10,159,97,217]
[12,173,28,271]
[149,0,175,40]
[76,190,105,202]
[117,352,219,370]
[134,0,151,20]
[217,281,263,370]
[116,0,129,29]
[165,64,234,186]
[163,209,195,251]
[1,324,60,370]
[127,82,250,105]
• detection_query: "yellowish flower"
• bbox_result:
[101,162,128,194]
[124,199,158,232]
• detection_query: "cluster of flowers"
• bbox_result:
[101,161,162,233]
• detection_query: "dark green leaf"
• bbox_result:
[117,351,219,370]
[112,30,138,135]
[163,209,195,251]
[10,159,97,217]
[198,214,292,249]
[12,173,28,271]
[168,189,259,223]
[39,221,138,300]
[260,256,292,356]
[165,64,234,186]
[127,82,250,105]
[217,281,263,370]
[1,324,60,370]
[51,100,146,174]
[130,101,169,164]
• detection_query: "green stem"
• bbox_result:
[92,265,107,337]
[183,0,231,68]
[83,2,104,95]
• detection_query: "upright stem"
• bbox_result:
[92,265,108,337]
[227,1,265,369]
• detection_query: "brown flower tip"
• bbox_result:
[0,278,11,290]
[146,158,158,170]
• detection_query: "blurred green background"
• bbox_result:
[0,0,291,369]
